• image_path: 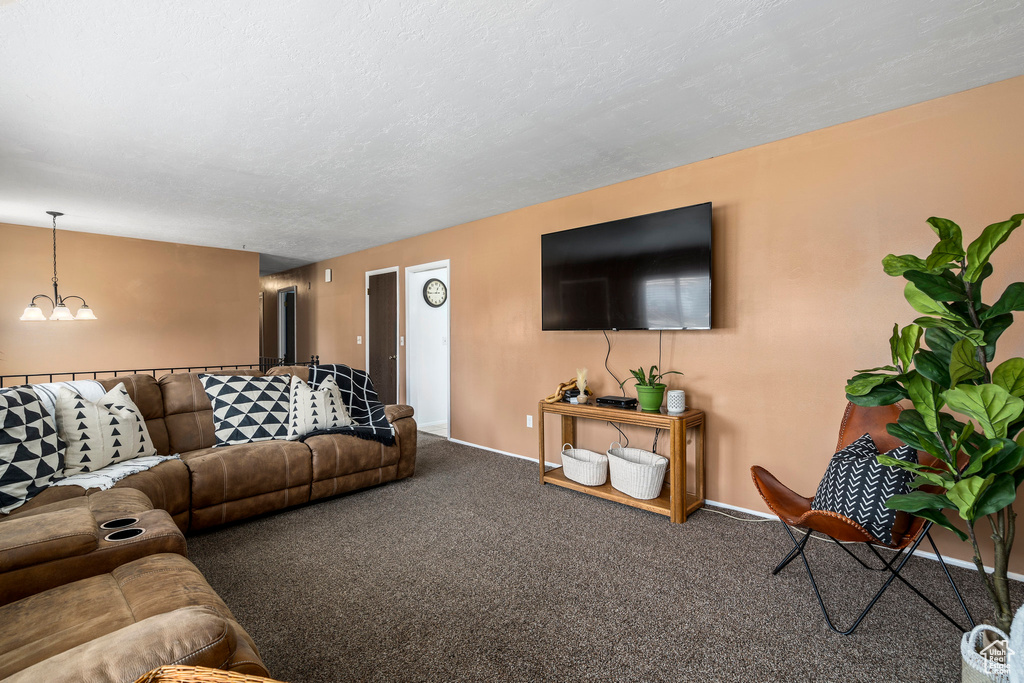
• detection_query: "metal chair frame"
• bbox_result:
[773,519,976,635]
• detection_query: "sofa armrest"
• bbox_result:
[0,606,249,683]
[0,506,98,573]
[385,404,414,423]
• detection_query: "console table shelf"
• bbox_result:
[538,401,706,523]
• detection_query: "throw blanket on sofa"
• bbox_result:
[52,454,180,491]
[304,365,395,446]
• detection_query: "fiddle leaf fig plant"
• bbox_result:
[845,213,1024,632]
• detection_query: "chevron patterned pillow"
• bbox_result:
[810,433,918,545]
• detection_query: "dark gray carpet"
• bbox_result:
[187,434,1008,682]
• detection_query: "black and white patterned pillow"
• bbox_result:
[56,383,157,475]
[308,364,395,444]
[0,387,64,514]
[200,374,290,447]
[811,433,918,545]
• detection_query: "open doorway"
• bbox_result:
[365,268,399,404]
[277,286,297,365]
[405,261,450,438]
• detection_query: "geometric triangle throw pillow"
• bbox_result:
[56,382,157,476]
[287,374,353,440]
[199,374,291,447]
[0,386,65,513]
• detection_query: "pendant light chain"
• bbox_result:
[51,213,58,289]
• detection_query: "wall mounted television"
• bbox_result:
[541,202,712,331]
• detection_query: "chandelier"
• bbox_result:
[20,211,97,321]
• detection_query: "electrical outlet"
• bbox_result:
[357,336,362,344]
[526,415,533,428]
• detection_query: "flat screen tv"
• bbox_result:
[541,202,712,331]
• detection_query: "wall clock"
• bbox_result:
[423,278,447,308]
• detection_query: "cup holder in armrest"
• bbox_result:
[104,527,146,542]
[100,517,139,530]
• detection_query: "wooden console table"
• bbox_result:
[538,401,706,523]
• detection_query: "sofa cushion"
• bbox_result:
[2,487,153,522]
[1,607,238,683]
[56,383,157,475]
[0,506,97,573]
[200,375,290,447]
[158,372,260,454]
[0,387,64,514]
[306,433,401,481]
[182,439,312,516]
[0,553,267,678]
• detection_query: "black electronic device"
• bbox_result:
[595,395,638,409]
[541,202,712,331]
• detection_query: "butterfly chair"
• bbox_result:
[750,402,975,635]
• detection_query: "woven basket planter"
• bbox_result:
[133,666,283,683]
[561,443,608,486]
[607,443,667,500]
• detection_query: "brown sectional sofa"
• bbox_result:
[0,365,417,681]
[7,365,418,531]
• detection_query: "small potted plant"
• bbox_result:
[620,365,683,411]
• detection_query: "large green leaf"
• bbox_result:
[905,282,955,318]
[982,313,1014,362]
[888,322,900,367]
[846,374,892,397]
[982,282,1024,320]
[895,409,955,459]
[883,254,931,277]
[947,475,993,520]
[973,474,1018,518]
[885,501,969,540]
[944,384,1024,439]
[925,241,966,271]
[993,358,1024,398]
[885,489,954,512]
[846,383,907,407]
[965,214,1024,282]
[927,217,964,247]
[904,270,966,302]
[949,338,986,387]
[896,324,923,371]
[906,372,945,431]
[914,350,952,388]
[925,327,957,365]
[976,439,1024,478]
[913,316,985,344]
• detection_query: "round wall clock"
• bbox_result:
[423,278,447,308]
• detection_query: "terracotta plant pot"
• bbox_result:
[635,384,666,412]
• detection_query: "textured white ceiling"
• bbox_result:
[1,1,1022,274]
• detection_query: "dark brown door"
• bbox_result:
[368,271,398,404]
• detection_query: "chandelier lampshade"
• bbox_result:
[20,211,96,322]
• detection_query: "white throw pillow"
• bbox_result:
[56,383,157,475]
[288,374,352,440]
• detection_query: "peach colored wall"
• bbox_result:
[1,223,260,378]
[260,75,1024,571]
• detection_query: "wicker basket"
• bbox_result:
[561,443,608,486]
[606,443,668,499]
[133,666,285,683]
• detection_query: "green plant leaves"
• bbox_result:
[905,282,954,318]
[895,324,923,371]
[965,214,1024,282]
[883,254,931,277]
[904,270,966,302]
[846,383,906,407]
[947,475,993,520]
[993,359,1024,398]
[982,283,1024,320]
[905,372,945,431]
[949,338,986,387]
[885,494,968,540]
[943,384,1024,439]
[974,474,1017,518]
[925,327,957,366]
[914,350,952,387]
[928,216,964,247]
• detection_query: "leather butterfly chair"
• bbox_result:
[750,401,976,635]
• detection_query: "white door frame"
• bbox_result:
[364,267,400,402]
[405,259,451,436]
[277,286,297,363]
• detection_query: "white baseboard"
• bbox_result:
[447,437,1024,583]
[418,420,447,429]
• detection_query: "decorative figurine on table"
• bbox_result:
[542,369,594,404]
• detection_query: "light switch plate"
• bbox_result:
[357,336,362,344]
[325,268,332,283]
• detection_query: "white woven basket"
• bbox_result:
[606,442,668,500]
[561,443,608,486]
